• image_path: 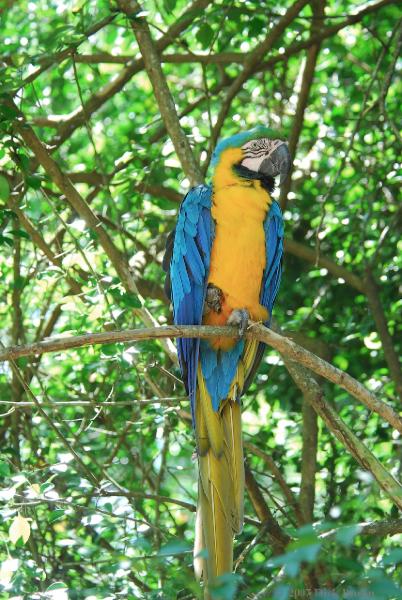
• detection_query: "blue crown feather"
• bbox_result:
[211,126,285,167]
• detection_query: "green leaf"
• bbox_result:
[25,175,43,189]
[0,175,10,201]
[48,509,65,524]
[119,293,142,308]
[196,23,214,48]
[209,572,242,600]
[0,460,11,477]
[0,104,19,121]
[163,0,176,12]
[46,582,68,591]
[0,234,13,246]
[10,229,30,239]
[273,584,291,600]
[381,548,402,566]
[158,538,191,557]
[17,152,30,172]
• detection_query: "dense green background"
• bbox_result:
[0,0,401,598]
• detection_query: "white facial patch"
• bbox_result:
[241,155,264,171]
[241,138,283,172]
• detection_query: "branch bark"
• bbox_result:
[300,398,318,523]
[244,462,291,554]
[364,268,402,399]
[9,100,176,361]
[1,323,400,437]
[319,518,402,540]
[117,0,203,185]
[207,0,310,163]
[282,356,402,510]
[279,0,325,211]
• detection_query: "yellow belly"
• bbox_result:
[203,182,271,349]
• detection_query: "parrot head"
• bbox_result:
[212,126,291,186]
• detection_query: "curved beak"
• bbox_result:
[259,141,291,185]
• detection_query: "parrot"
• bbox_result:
[163,126,289,588]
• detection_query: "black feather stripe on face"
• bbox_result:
[242,138,283,159]
[233,163,275,194]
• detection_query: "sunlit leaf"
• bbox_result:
[9,515,30,544]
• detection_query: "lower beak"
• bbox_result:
[259,142,291,185]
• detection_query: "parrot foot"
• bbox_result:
[203,283,224,315]
[227,308,250,337]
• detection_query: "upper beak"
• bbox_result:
[259,141,291,185]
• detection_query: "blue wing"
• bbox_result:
[260,201,284,321]
[243,200,284,392]
[164,185,213,421]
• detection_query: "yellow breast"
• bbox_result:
[203,148,271,349]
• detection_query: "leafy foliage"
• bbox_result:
[0,0,400,598]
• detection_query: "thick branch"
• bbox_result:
[208,0,310,157]
[10,100,176,361]
[320,518,402,540]
[1,323,400,436]
[117,0,203,185]
[245,463,291,553]
[74,51,249,65]
[282,357,402,510]
[365,268,402,399]
[49,0,211,149]
[284,238,365,293]
[280,0,325,211]
[68,170,182,202]
[300,398,318,523]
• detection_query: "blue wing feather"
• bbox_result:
[168,185,213,421]
[242,200,284,394]
[261,201,284,321]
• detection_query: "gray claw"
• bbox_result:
[227,308,250,337]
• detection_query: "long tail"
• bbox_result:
[194,363,245,585]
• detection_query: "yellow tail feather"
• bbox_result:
[194,339,259,592]
[194,361,249,588]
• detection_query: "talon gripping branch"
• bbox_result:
[163,126,290,591]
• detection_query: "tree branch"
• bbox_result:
[284,239,366,293]
[319,518,402,540]
[364,267,402,399]
[244,462,291,554]
[279,0,325,211]
[300,397,318,523]
[9,100,176,361]
[74,51,250,65]
[116,0,203,185]
[245,442,305,525]
[1,323,400,436]
[206,0,310,164]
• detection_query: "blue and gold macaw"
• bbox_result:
[163,127,289,585]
